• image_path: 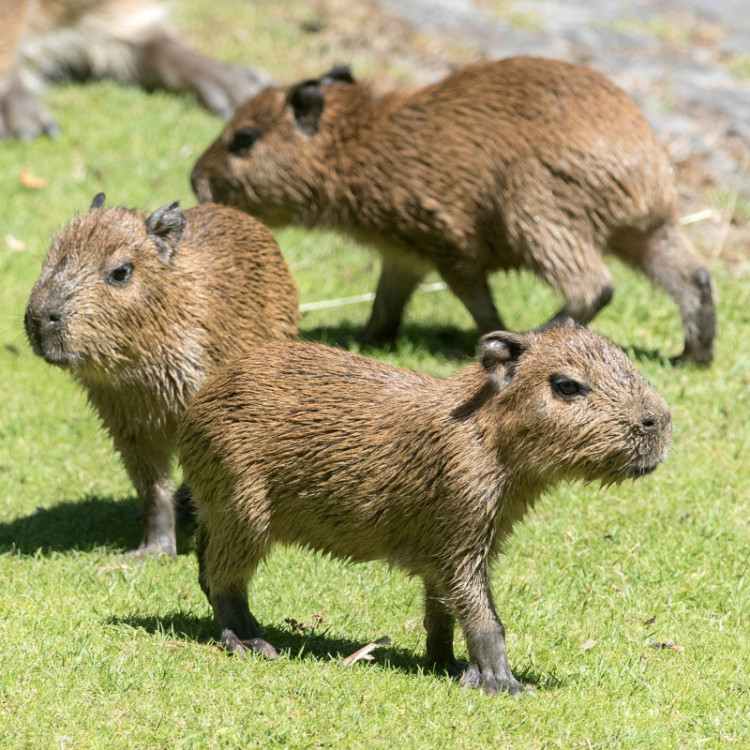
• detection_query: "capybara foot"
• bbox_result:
[127,535,177,558]
[671,343,714,367]
[220,629,279,660]
[459,662,530,696]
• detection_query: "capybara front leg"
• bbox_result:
[451,576,528,696]
[360,252,428,345]
[118,447,176,557]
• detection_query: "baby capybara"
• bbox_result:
[25,195,298,556]
[191,57,716,364]
[177,324,672,695]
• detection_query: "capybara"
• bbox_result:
[177,323,672,695]
[191,58,716,364]
[25,194,298,556]
[0,0,269,139]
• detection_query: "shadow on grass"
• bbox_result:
[622,344,678,367]
[109,609,548,691]
[300,321,679,369]
[300,321,480,361]
[0,495,195,556]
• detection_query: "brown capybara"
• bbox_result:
[25,194,298,556]
[177,323,672,695]
[0,0,269,139]
[191,58,716,364]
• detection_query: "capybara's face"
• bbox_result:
[482,326,672,485]
[191,87,307,224]
[24,201,185,377]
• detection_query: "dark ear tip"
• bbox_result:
[145,200,186,236]
[90,193,106,211]
[322,65,356,84]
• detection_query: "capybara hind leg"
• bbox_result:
[610,222,715,365]
[424,584,457,672]
[439,271,505,334]
[360,252,428,345]
[214,591,279,660]
[450,576,528,696]
[197,513,277,658]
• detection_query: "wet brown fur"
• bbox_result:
[25,198,298,555]
[177,324,672,695]
[191,56,716,364]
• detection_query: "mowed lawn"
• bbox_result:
[1,1,749,747]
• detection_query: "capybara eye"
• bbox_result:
[550,374,589,398]
[105,263,133,286]
[228,127,261,155]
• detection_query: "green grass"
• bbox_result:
[2,2,750,747]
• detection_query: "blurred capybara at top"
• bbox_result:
[24,195,298,556]
[191,57,716,364]
[0,0,270,139]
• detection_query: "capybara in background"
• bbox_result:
[177,324,672,695]
[25,195,298,556]
[0,0,269,139]
[191,57,716,364]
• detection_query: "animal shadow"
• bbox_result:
[110,610,546,692]
[300,322,480,360]
[0,495,194,556]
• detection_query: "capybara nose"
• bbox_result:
[41,306,65,333]
[638,410,670,435]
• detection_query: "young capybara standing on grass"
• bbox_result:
[191,57,716,364]
[177,324,672,695]
[25,195,298,556]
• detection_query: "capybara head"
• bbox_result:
[191,66,356,225]
[25,194,190,376]
[471,324,672,486]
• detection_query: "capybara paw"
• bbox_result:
[356,327,397,349]
[671,346,713,367]
[459,663,529,696]
[220,630,279,660]
[0,89,60,141]
[193,64,270,119]
[128,536,177,558]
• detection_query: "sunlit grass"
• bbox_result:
[1,2,749,747]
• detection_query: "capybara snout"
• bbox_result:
[178,322,670,695]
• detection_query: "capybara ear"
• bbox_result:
[89,193,106,211]
[145,201,186,262]
[479,331,529,385]
[286,81,325,135]
[320,65,355,85]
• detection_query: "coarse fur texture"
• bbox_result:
[177,324,672,695]
[0,0,269,139]
[191,57,716,364]
[25,196,298,555]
